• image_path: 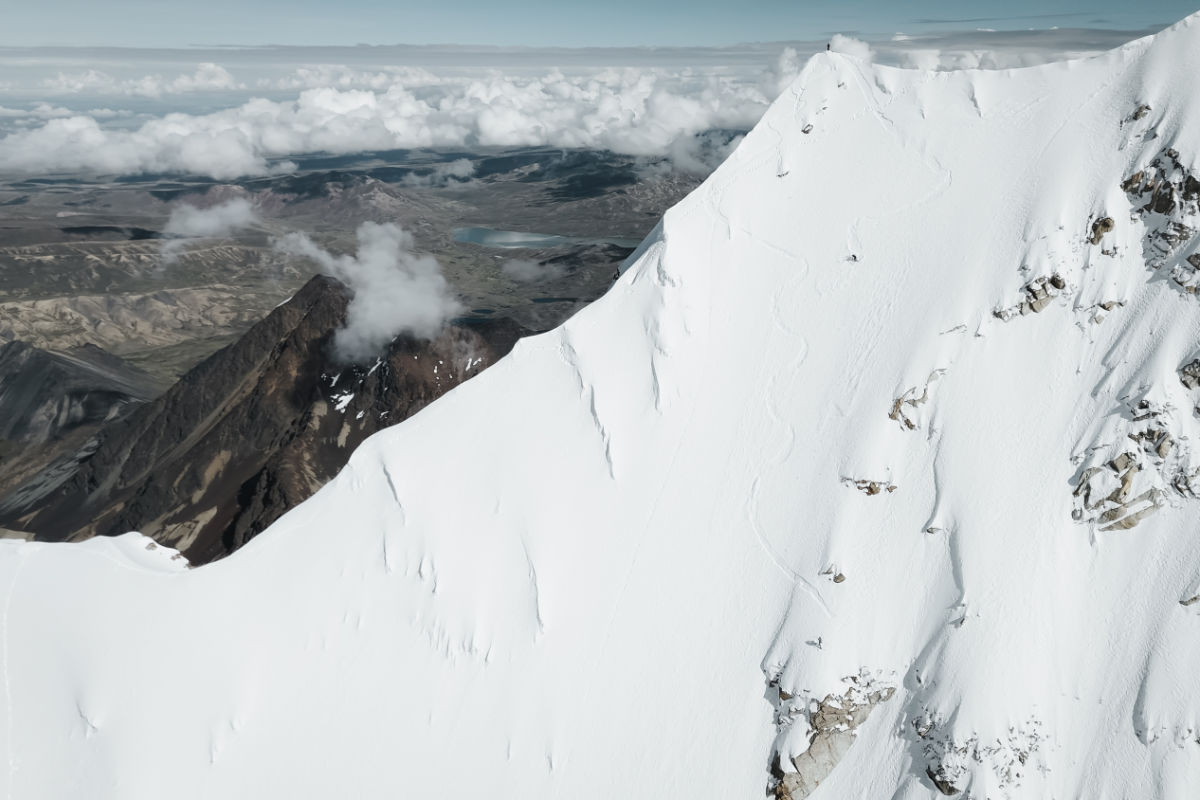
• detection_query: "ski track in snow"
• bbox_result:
[841,54,957,267]
[711,105,809,263]
[748,477,832,617]
[722,128,830,612]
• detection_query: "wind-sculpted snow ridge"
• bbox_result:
[8,12,1200,800]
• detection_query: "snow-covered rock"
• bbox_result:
[7,12,1200,800]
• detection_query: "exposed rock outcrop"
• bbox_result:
[889,370,945,431]
[0,275,530,563]
[1089,216,1115,245]
[0,340,161,447]
[767,672,896,799]
[0,340,163,500]
[912,712,1046,798]
[993,274,1067,320]
[1071,396,1200,531]
[1123,148,1200,291]
[843,478,897,495]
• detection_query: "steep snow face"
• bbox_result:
[8,15,1200,800]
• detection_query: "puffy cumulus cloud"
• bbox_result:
[258,64,446,92]
[41,63,240,97]
[762,47,805,97]
[167,62,241,93]
[38,69,114,94]
[886,46,1067,70]
[399,158,475,187]
[0,103,122,128]
[164,197,258,237]
[830,34,874,61]
[0,103,75,119]
[0,114,277,178]
[275,223,461,362]
[664,130,745,176]
[501,258,566,283]
[0,68,770,179]
[160,197,259,262]
[900,49,945,71]
[0,28,1152,180]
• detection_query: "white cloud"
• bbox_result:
[169,63,240,93]
[0,69,769,179]
[160,197,259,262]
[39,69,114,94]
[164,197,258,237]
[40,63,240,97]
[0,28,1154,180]
[0,103,73,119]
[258,64,446,92]
[663,130,744,176]
[274,223,461,362]
[762,47,804,97]
[0,102,121,119]
[830,34,874,61]
[901,49,945,70]
[0,114,277,178]
[399,158,474,187]
[501,258,565,282]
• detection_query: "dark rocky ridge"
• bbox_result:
[0,340,164,499]
[0,275,530,563]
[0,340,161,446]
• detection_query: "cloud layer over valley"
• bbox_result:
[0,25,1158,180]
[0,68,767,179]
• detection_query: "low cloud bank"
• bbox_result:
[0,69,766,179]
[160,198,259,262]
[274,223,461,362]
[0,103,120,121]
[0,27,1153,180]
[41,64,240,98]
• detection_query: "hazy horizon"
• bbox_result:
[0,6,1195,180]
[2,1,1194,48]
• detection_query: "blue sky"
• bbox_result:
[1,0,1196,47]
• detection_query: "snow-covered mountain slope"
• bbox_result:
[7,14,1200,800]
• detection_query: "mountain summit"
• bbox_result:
[5,14,1200,799]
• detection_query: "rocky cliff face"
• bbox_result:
[0,275,529,563]
[0,340,161,448]
[0,340,163,500]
